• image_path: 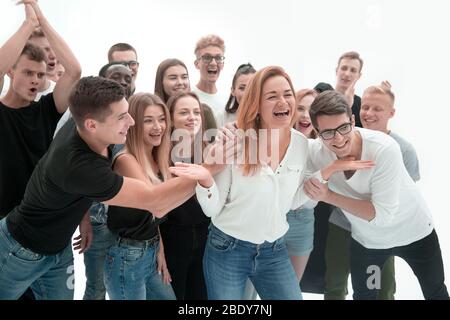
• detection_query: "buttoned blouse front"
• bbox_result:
[196,129,316,244]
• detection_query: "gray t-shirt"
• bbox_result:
[329,131,421,231]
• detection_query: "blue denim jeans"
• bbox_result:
[104,237,176,300]
[203,224,302,300]
[285,208,315,256]
[83,222,116,300]
[0,218,74,300]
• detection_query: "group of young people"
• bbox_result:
[0,1,448,300]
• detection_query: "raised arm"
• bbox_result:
[103,154,196,218]
[27,1,81,113]
[0,4,38,83]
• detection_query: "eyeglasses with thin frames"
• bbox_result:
[198,55,225,64]
[118,60,139,69]
[318,122,353,140]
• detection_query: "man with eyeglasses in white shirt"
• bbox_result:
[192,34,228,117]
[304,90,449,300]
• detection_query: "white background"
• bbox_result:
[1,0,449,300]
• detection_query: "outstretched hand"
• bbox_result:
[321,156,375,181]
[169,162,214,188]
[332,156,375,172]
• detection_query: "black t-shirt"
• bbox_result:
[352,95,362,128]
[6,119,123,255]
[164,195,210,227]
[0,94,62,217]
[107,206,162,240]
[107,155,164,240]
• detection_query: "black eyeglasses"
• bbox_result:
[198,55,225,64]
[318,122,353,140]
[119,60,139,69]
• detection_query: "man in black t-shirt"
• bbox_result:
[314,51,364,127]
[0,76,204,299]
[0,2,81,219]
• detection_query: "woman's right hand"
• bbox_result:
[169,162,214,188]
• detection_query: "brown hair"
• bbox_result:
[154,59,190,103]
[337,51,363,72]
[108,43,137,62]
[69,76,125,127]
[125,93,171,183]
[225,63,257,114]
[296,89,318,139]
[29,28,45,39]
[167,92,207,162]
[15,42,46,66]
[237,66,297,176]
[194,34,225,56]
[309,90,352,130]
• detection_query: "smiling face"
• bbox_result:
[360,92,395,133]
[142,105,167,147]
[194,46,224,84]
[172,96,202,137]
[316,113,356,158]
[91,97,135,146]
[105,65,133,99]
[231,73,254,105]
[9,55,47,103]
[294,94,315,137]
[163,65,190,98]
[259,75,296,130]
[110,50,139,80]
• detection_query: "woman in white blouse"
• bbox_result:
[170,66,372,300]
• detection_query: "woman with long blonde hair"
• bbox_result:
[104,93,176,300]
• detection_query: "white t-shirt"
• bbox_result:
[192,86,228,118]
[196,129,318,244]
[308,127,433,249]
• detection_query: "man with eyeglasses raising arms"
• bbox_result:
[108,43,139,94]
[192,34,228,117]
[303,90,449,300]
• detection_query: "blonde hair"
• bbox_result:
[125,93,171,184]
[363,81,395,104]
[237,66,297,176]
[194,34,225,56]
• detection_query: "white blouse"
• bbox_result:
[196,129,318,244]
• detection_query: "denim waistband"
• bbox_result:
[209,224,285,249]
[116,235,159,249]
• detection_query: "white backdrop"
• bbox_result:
[1,0,449,300]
